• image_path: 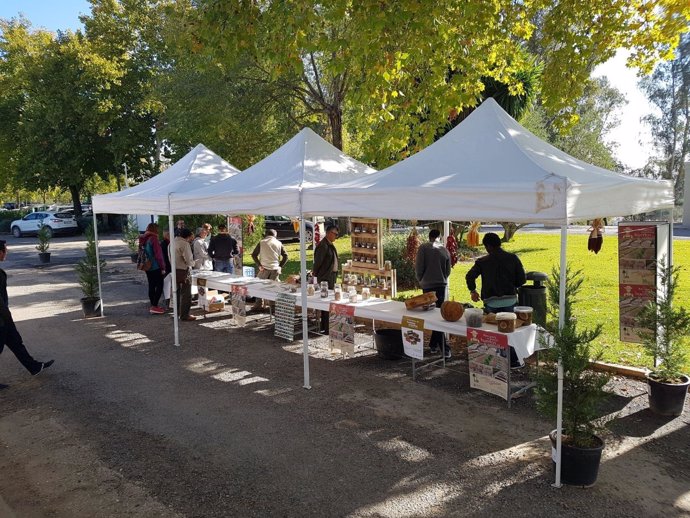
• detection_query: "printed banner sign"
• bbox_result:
[231,285,248,327]
[401,315,425,359]
[329,303,356,354]
[468,329,510,400]
[618,222,664,343]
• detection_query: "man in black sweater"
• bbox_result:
[208,224,239,274]
[466,232,526,366]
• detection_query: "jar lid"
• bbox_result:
[514,306,533,312]
[496,312,517,320]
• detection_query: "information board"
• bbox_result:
[274,293,298,340]
[467,328,510,400]
[618,222,669,343]
[329,303,356,355]
[401,315,425,359]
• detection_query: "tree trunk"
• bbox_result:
[69,185,83,217]
[499,222,527,242]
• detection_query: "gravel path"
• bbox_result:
[0,235,688,517]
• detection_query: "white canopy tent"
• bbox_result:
[93,144,241,215]
[90,144,241,345]
[170,127,377,389]
[301,97,674,488]
[302,98,673,223]
[170,127,376,216]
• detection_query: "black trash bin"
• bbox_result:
[518,271,548,327]
[374,328,404,360]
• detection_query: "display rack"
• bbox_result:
[341,266,398,299]
[350,217,383,268]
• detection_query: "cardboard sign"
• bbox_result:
[329,303,356,354]
[468,329,509,400]
[401,315,425,359]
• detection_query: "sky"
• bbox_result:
[1,0,660,170]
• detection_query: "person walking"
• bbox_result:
[192,228,213,271]
[139,223,166,314]
[250,229,288,310]
[0,239,54,386]
[312,224,339,333]
[173,228,196,321]
[465,232,526,367]
[415,229,452,358]
[208,224,239,274]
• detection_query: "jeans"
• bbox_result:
[214,259,233,274]
[423,286,448,353]
[145,268,164,307]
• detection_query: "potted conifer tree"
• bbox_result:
[36,224,51,263]
[636,260,690,416]
[535,266,610,487]
[76,223,106,318]
[122,216,140,262]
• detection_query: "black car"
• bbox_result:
[264,216,314,242]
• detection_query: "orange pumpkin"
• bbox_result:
[440,300,464,322]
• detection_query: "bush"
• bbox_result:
[383,233,417,290]
[0,219,10,233]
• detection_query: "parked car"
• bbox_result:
[10,212,78,238]
[264,216,314,242]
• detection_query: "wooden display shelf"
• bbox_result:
[342,264,397,299]
[350,217,383,269]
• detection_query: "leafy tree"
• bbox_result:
[639,32,690,200]
[10,29,121,214]
[187,0,690,166]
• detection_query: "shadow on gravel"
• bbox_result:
[607,408,679,437]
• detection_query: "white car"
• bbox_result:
[10,211,78,238]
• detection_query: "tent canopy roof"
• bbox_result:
[170,127,376,216]
[92,144,241,215]
[302,98,674,223]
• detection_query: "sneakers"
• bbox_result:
[180,315,197,321]
[32,359,54,376]
[0,383,8,390]
[444,350,452,359]
[429,347,440,354]
[149,306,165,315]
[511,363,524,370]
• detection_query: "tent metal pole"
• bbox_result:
[668,208,674,265]
[168,195,180,347]
[92,211,104,317]
[299,213,311,389]
[553,223,567,488]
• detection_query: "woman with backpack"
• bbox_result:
[139,223,166,314]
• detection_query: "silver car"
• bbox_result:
[10,211,78,238]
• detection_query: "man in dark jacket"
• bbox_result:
[312,225,339,333]
[415,229,452,358]
[0,240,54,387]
[466,232,526,366]
[208,224,239,274]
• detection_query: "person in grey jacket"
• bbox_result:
[415,229,452,358]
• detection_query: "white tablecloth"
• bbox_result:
[192,271,539,362]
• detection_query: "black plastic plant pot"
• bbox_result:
[549,431,604,487]
[38,252,51,264]
[130,253,138,263]
[81,297,101,318]
[648,375,690,417]
[374,328,404,360]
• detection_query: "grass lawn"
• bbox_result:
[244,232,690,373]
